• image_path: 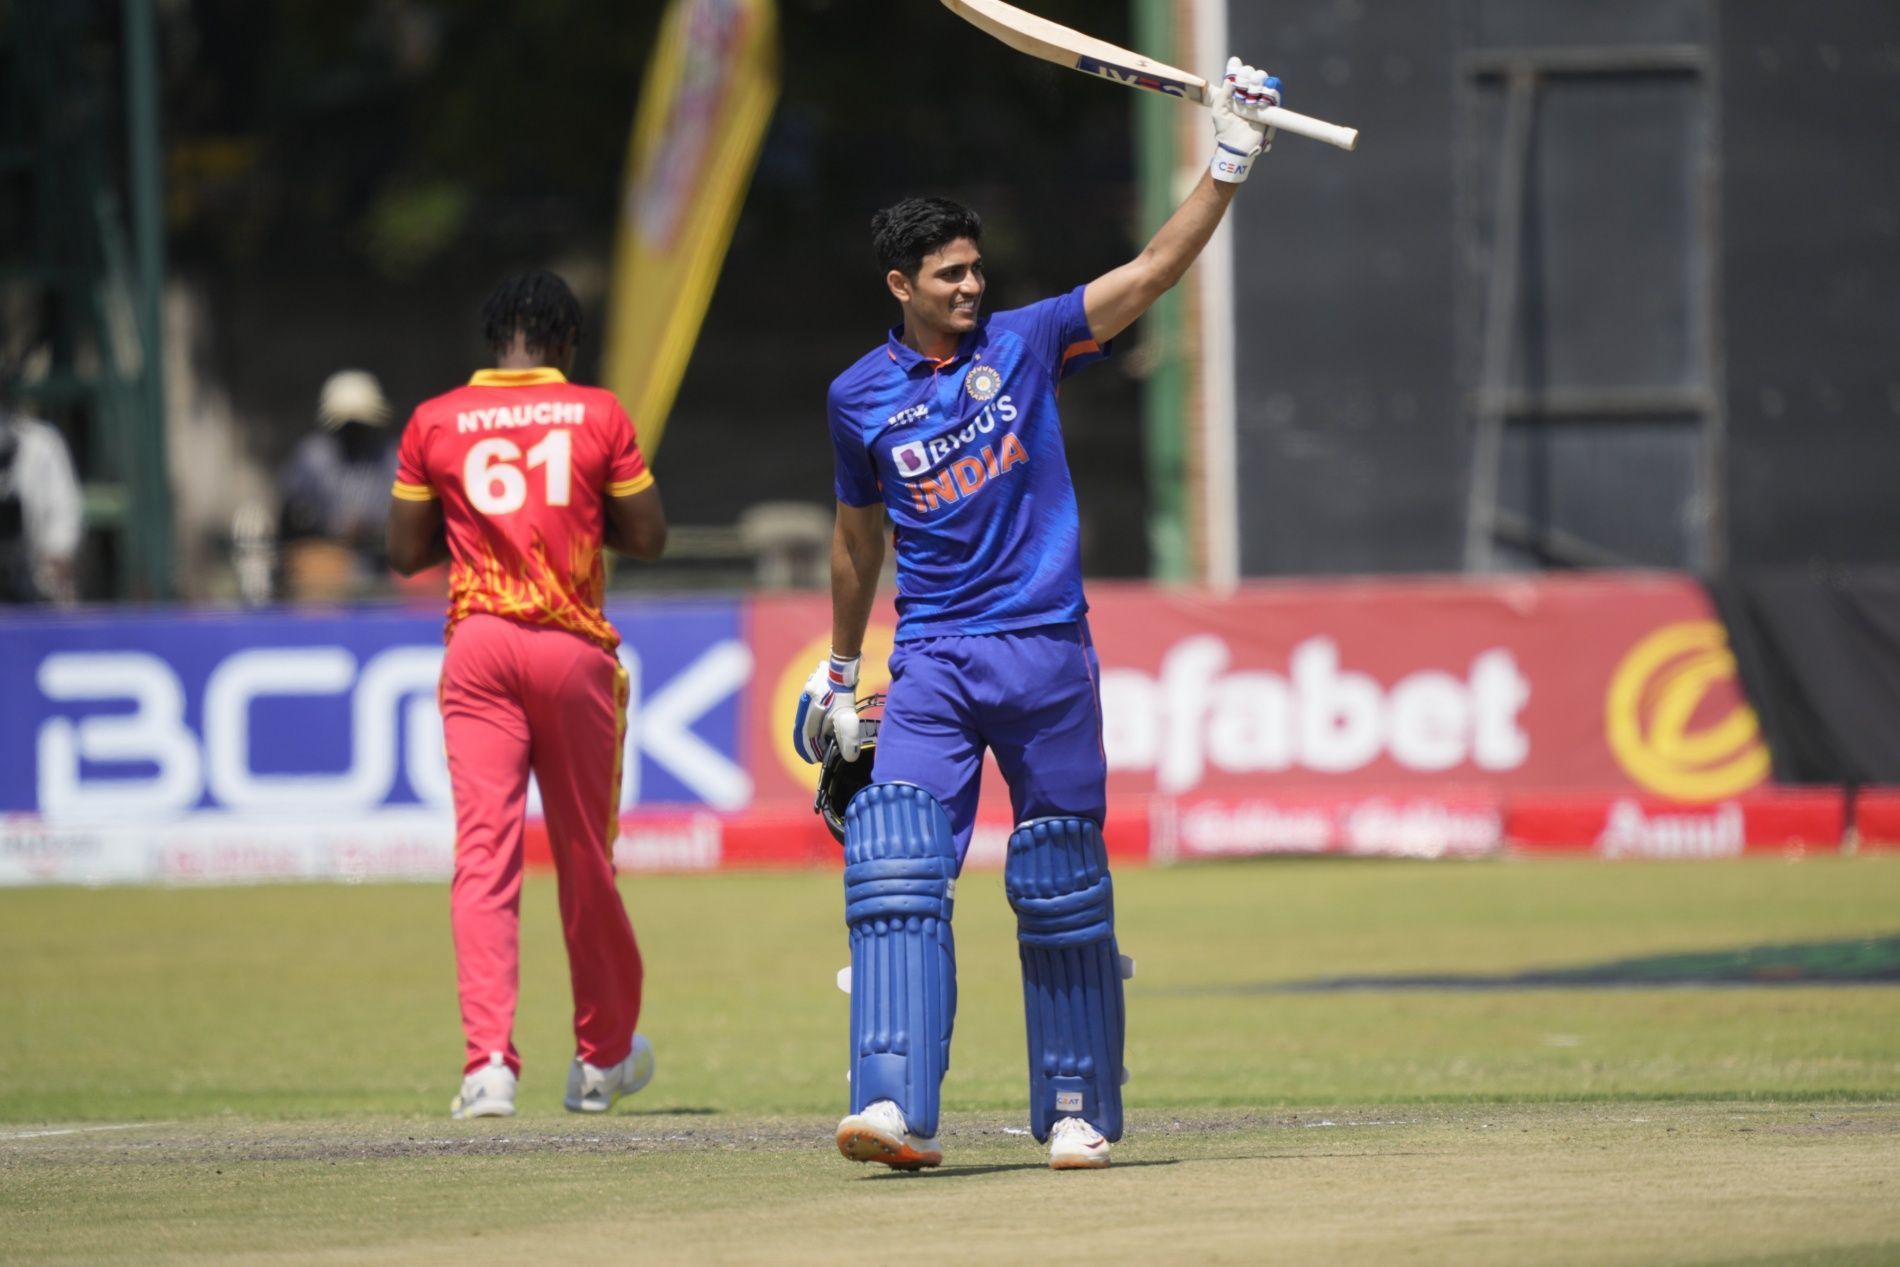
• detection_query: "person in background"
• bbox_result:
[277,368,399,601]
[0,390,84,605]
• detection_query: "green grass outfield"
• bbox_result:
[2,857,1897,1264]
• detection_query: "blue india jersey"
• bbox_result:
[828,284,1112,640]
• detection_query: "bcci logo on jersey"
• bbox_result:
[965,364,1003,401]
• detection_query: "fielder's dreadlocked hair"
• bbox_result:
[480,270,582,359]
[870,197,983,280]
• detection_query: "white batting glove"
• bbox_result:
[1210,57,1282,184]
[792,653,862,764]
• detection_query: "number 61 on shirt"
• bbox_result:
[464,430,573,515]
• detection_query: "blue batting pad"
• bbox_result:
[842,782,958,1138]
[1005,817,1126,1143]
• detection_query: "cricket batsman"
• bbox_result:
[797,61,1285,1169]
[386,270,668,1119]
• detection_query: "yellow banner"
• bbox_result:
[602,0,778,459]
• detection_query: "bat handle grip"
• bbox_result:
[1261,105,1358,152]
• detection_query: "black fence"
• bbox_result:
[1228,0,1900,577]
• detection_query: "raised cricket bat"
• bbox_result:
[941,0,1359,152]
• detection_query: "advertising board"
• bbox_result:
[0,574,1798,882]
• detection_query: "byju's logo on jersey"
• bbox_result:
[886,396,1018,480]
[891,440,931,477]
[965,364,1003,402]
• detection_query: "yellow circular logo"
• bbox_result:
[773,625,898,790]
[965,365,1002,402]
[1605,621,1770,801]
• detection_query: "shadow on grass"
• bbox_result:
[1177,934,1900,994]
[866,1149,1455,1178]
[864,1158,1183,1179]
[620,1106,721,1116]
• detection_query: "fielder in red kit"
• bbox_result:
[386,271,667,1120]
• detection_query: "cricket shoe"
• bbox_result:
[450,1052,517,1120]
[835,1099,942,1170]
[1048,1116,1111,1170]
[564,1034,656,1113]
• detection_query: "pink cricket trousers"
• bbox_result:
[439,613,642,1076]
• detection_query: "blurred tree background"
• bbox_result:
[12,1,1898,601]
[146,0,1151,588]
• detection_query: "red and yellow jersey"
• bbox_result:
[393,368,654,651]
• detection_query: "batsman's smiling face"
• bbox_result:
[894,237,985,340]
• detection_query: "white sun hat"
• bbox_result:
[317,369,391,428]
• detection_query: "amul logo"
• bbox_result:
[1605,622,1770,801]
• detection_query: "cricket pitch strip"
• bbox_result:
[5,1102,1896,1265]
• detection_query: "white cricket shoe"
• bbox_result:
[835,1098,942,1170]
[564,1034,656,1113]
[1048,1116,1110,1170]
[450,1052,517,1120]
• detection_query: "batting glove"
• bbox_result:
[793,653,863,764]
[1211,57,1282,184]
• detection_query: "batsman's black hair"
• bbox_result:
[871,197,983,280]
[480,270,582,360]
